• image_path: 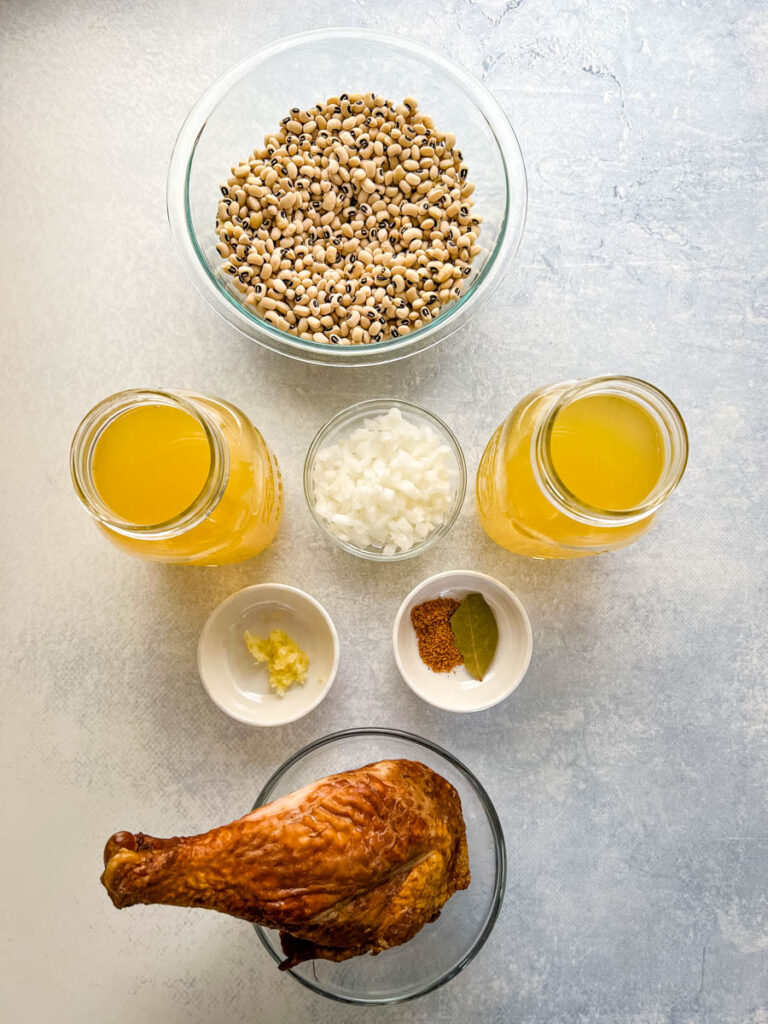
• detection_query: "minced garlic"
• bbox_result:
[244,629,309,696]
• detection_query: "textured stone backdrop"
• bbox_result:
[0,1,766,1022]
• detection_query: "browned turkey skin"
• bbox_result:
[101,759,470,968]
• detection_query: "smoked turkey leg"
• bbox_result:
[101,759,470,968]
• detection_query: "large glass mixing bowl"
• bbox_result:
[168,29,527,366]
[251,728,506,1004]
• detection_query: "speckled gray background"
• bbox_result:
[1,1,766,1022]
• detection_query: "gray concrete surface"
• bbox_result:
[1,1,766,1022]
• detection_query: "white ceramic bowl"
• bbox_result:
[198,584,339,726]
[393,570,532,713]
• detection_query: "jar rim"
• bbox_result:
[532,376,689,527]
[69,388,229,539]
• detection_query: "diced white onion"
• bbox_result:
[312,407,456,554]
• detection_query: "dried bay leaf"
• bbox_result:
[450,593,499,681]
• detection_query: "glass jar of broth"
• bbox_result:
[70,389,283,564]
[476,376,688,558]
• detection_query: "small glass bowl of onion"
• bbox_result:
[304,399,467,561]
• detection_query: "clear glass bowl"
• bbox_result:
[252,728,506,1004]
[303,399,467,561]
[167,28,527,366]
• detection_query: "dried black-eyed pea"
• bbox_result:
[216,94,478,344]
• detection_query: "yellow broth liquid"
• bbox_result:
[92,396,282,565]
[93,405,211,526]
[476,390,665,558]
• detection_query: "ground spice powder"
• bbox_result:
[410,598,464,673]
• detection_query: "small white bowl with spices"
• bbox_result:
[304,399,466,561]
[198,584,339,726]
[393,570,532,713]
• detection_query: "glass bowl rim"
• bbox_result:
[166,26,528,364]
[251,726,507,1005]
[303,398,468,561]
